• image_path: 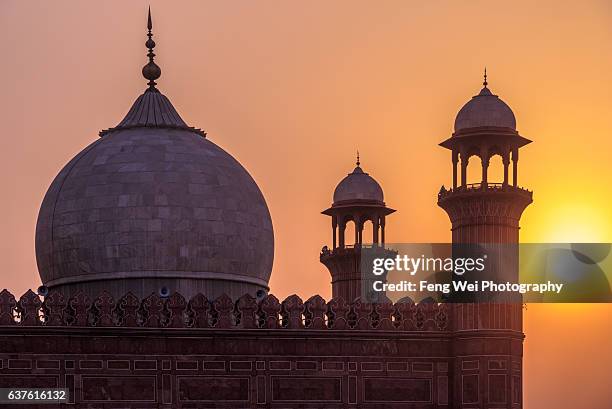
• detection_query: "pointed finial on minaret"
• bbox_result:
[356,150,360,167]
[483,66,488,88]
[142,6,161,90]
[147,6,153,30]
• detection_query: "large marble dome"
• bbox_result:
[35,17,273,299]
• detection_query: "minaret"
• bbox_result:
[438,70,532,246]
[438,72,532,408]
[320,154,395,302]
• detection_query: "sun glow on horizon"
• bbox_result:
[523,197,612,244]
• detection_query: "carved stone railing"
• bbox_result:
[438,183,533,200]
[0,289,450,331]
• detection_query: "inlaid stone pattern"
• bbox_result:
[0,348,522,408]
[0,355,453,407]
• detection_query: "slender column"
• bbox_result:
[460,153,468,187]
[354,221,359,246]
[452,150,459,189]
[339,221,346,248]
[380,218,386,245]
[373,217,380,245]
[332,217,337,249]
[512,148,519,187]
[503,152,510,186]
[482,157,489,188]
[480,147,489,188]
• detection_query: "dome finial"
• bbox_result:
[356,150,360,167]
[142,6,161,90]
[483,66,488,88]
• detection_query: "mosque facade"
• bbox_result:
[0,11,531,409]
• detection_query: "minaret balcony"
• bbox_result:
[320,244,395,262]
[438,183,532,202]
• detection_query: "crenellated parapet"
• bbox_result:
[0,289,452,331]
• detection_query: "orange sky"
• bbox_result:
[0,1,611,408]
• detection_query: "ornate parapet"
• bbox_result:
[0,289,450,331]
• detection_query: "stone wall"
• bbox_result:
[0,290,522,408]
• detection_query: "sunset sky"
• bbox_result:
[0,1,611,408]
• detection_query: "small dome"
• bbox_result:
[333,165,384,204]
[454,86,516,132]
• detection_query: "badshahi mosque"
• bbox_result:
[0,10,533,409]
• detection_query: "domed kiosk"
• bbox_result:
[439,70,532,191]
[320,155,395,301]
[35,10,274,299]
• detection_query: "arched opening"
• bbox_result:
[465,154,483,185]
[344,220,356,247]
[362,219,374,245]
[488,153,505,184]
